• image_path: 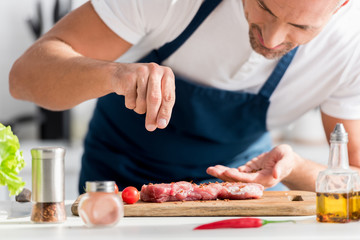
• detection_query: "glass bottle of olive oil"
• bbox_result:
[351,176,360,221]
[316,123,358,223]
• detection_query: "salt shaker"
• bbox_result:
[78,181,123,227]
[31,147,66,223]
[316,123,358,223]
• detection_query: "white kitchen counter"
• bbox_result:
[1,201,360,240]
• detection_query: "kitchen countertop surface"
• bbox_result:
[1,201,360,240]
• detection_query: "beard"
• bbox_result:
[249,24,295,59]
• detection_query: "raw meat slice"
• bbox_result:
[140,181,264,203]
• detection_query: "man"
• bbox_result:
[9,0,360,193]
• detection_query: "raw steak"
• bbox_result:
[140,181,264,203]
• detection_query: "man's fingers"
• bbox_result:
[124,77,137,110]
[238,165,253,172]
[222,168,258,183]
[207,165,279,188]
[207,165,258,183]
[206,165,228,178]
[157,69,175,129]
[207,165,229,174]
[118,63,175,131]
[145,64,163,131]
[134,76,147,114]
[206,167,232,182]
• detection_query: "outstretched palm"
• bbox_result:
[206,144,295,188]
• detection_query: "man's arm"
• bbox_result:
[9,2,131,110]
[9,2,175,132]
[282,112,360,190]
[207,111,360,191]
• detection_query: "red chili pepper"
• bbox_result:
[194,217,295,230]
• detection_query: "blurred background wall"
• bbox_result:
[0,0,94,201]
[0,0,94,141]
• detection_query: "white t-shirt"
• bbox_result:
[91,0,360,130]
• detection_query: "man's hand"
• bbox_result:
[113,62,176,132]
[206,144,296,188]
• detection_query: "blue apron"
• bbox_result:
[78,0,298,193]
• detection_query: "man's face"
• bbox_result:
[242,0,341,59]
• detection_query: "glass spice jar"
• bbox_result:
[31,147,67,223]
[78,181,123,227]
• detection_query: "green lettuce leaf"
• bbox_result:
[0,123,25,196]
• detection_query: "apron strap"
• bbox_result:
[138,0,222,64]
[259,47,299,98]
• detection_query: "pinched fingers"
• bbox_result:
[115,63,146,112]
[114,62,175,131]
[145,64,175,131]
[133,76,147,114]
[123,75,137,110]
[131,64,151,115]
[156,67,175,129]
[144,65,161,131]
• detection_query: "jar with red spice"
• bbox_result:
[31,147,67,223]
[78,181,123,227]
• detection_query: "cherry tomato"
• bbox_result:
[114,184,119,194]
[122,186,140,204]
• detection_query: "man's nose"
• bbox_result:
[262,22,288,49]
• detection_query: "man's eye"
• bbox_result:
[257,1,273,16]
[292,24,309,31]
[257,0,266,10]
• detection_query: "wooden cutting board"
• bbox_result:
[72,191,316,217]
